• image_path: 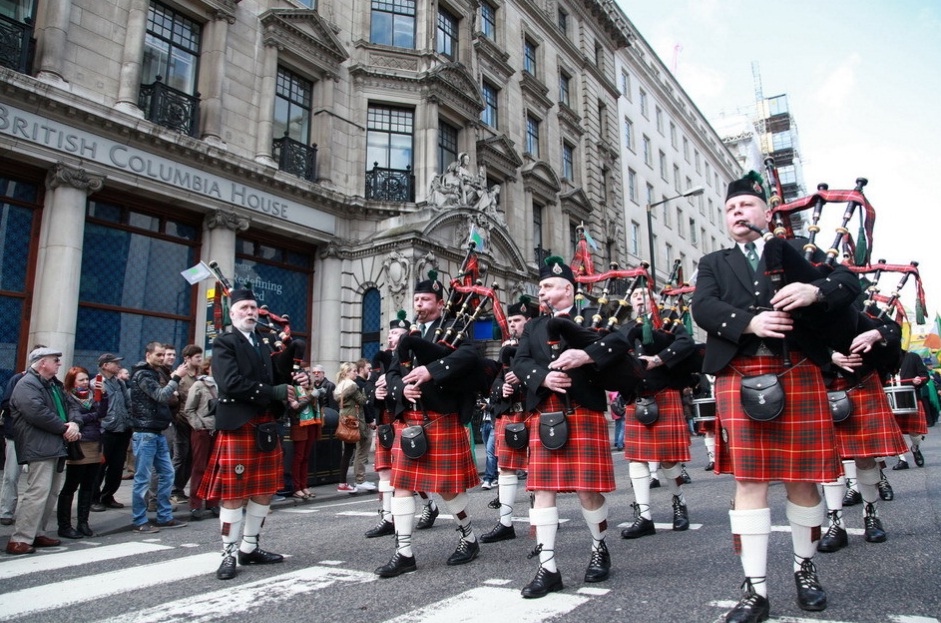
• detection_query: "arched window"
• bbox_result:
[361,288,381,360]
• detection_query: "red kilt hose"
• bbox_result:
[623,388,691,463]
[374,410,394,472]
[713,354,841,483]
[527,394,616,493]
[831,374,907,459]
[199,414,283,501]
[495,409,530,472]
[390,410,478,493]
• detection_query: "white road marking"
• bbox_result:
[381,586,590,623]
[277,508,321,514]
[577,587,610,596]
[890,617,941,623]
[709,601,934,623]
[616,521,703,530]
[337,510,457,521]
[483,578,513,586]
[0,542,173,581]
[319,560,345,565]
[771,525,865,536]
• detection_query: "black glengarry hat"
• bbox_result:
[389,309,412,330]
[229,289,256,305]
[507,295,539,318]
[538,256,576,287]
[725,170,766,203]
[415,269,444,300]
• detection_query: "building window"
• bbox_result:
[655,106,663,134]
[559,71,570,107]
[557,7,567,34]
[272,66,317,181]
[642,135,651,167]
[646,183,654,206]
[630,221,640,255]
[673,164,681,192]
[658,150,667,180]
[438,119,459,175]
[600,166,609,203]
[628,168,637,203]
[361,288,381,360]
[621,70,631,99]
[694,149,701,173]
[365,105,415,202]
[773,132,793,151]
[670,122,677,148]
[480,1,496,39]
[778,164,797,185]
[436,6,458,60]
[524,38,537,75]
[705,161,711,185]
[526,114,540,157]
[639,89,648,118]
[682,137,690,162]
[533,202,546,261]
[663,199,671,226]
[708,198,714,223]
[370,0,416,49]
[677,208,684,237]
[594,43,603,69]
[666,242,674,266]
[685,176,693,201]
[623,117,634,151]
[597,101,607,139]
[562,142,574,181]
[481,81,499,128]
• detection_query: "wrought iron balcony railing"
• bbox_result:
[534,245,552,265]
[365,163,414,203]
[138,76,200,137]
[273,134,318,182]
[0,14,35,74]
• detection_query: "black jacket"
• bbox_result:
[622,321,697,393]
[129,361,179,431]
[212,327,288,431]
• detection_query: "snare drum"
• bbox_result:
[692,397,717,422]
[884,386,918,415]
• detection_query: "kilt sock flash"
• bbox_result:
[241,501,269,554]
[629,461,652,519]
[497,473,518,527]
[391,495,416,556]
[729,508,771,597]
[530,506,559,573]
[786,498,825,571]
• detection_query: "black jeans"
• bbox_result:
[171,420,192,495]
[95,430,132,503]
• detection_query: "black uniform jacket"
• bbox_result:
[692,240,861,375]
[212,327,282,431]
[490,342,522,418]
[623,322,697,393]
[512,313,631,413]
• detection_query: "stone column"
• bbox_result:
[29,163,104,371]
[35,0,71,85]
[114,0,149,117]
[199,11,233,148]
[416,96,440,204]
[197,210,249,352]
[313,243,342,372]
[311,74,336,182]
[253,41,279,167]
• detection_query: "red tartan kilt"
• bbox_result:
[713,354,841,482]
[495,411,530,472]
[390,411,479,494]
[622,389,691,462]
[374,410,394,471]
[527,394,615,493]
[830,375,907,458]
[198,416,283,501]
[890,392,929,436]
[695,418,716,435]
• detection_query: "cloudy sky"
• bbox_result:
[618,0,941,325]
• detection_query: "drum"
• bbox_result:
[691,397,717,422]
[884,386,918,415]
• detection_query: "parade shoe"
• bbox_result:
[725,580,770,623]
[375,551,417,577]
[77,522,94,537]
[446,533,480,566]
[863,503,887,543]
[58,525,83,539]
[672,496,690,531]
[583,540,610,583]
[487,496,501,510]
[621,504,656,539]
[32,535,61,548]
[90,503,107,513]
[238,547,284,565]
[6,541,35,555]
[912,446,925,467]
[216,555,237,580]
[704,461,715,471]
[842,487,862,507]
[521,566,563,598]
[649,477,661,489]
[878,470,894,501]
[816,519,848,553]
[415,504,439,530]
[892,458,909,471]
[480,522,516,543]
[680,466,692,484]
[365,520,395,538]
[794,558,827,612]
[103,498,124,509]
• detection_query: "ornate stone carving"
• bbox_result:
[206,209,250,232]
[382,248,411,310]
[415,252,438,291]
[45,162,104,193]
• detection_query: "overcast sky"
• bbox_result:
[618,0,941,325]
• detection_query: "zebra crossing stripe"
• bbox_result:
[94,565,377,623]
[0,542,172,581]
[0,553,220,620]
[381,585,590,623]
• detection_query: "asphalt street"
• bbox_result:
[2,425,939,623]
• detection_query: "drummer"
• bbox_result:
[890,350,930,470]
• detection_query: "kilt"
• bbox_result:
[527,394,615,493]
[891,394,929,436]
[695,418,716,436]
[374,411,394,472]
[623,388,691,463]
[831,374,907,459]
[713,354,841,483]
[390,410,479,493]
[495,410,530,472]
[198,415,283,501]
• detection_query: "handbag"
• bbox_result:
[66,440,85,461]
[335,415,361,443]
[504,421,529,450]
[377,423,395,449]
[827,389,853,423]
[633,396,659,425]
[740,373,786,422]
[538,411,568,450]
[253,421,280,453]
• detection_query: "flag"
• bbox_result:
[925,313,941,350]
[181,261,213,285]
[468,225,485,253]
[901,320,912,351]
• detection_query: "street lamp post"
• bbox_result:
[645,185,705,289]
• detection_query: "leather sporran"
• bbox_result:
[504,422,529,450]
[633,396,660,425]
[740,373,785,422]
[827,390,853,423]
[400,425,428,459]
[538,411,568,450]
[376,423,395,449]
[335,415,361,443]
[253,421,280,452]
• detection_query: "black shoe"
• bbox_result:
[649,477,661,489]
[365,520,395,538]
[216,555,237,580]
[521,566,564,598]
[415,504,438,530]
[238,547,285,565]
[583,540,610,583]
[375,551,417,577]
[863,503,887,543]
[680,466,692,484]
[90,503,107,513]
[877,470,894,501]
[892,459,909,471]
[190,509,212,521]
[103,498,124,509]
[704,461,715,471]
[480,522,516,543]
[487,496,501,510]
[725,581,770,623]
[621,504,656,539]
[816,521,848,553]
[913,447,924,467]
[794,558,827,612]
[842,488,862,506]
[77,522,94,537]
[671,495,690,531]
[446,535,480,565]
[57,525,83,539]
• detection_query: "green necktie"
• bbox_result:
[419,323,427,337]
[745,242,759,272]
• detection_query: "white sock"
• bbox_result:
[219,506,242,555]
[379,478,394,523]
[648,462,660,479]
[530,506,559,573]
[581,500,608,549]
[821,479,844,526]
[629,461,652,519]
[704,435,716,461]
[843,460,858,491]
[729,508,771,597]
[661,463,685,503]
[497,473,518,527]
[391,496,416,557]
[417,492,437,511]
[786,498,825,572]
[240,501,269,555]
[857,465,881,504]
[443,493,476,542]
[902,434,913,460]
